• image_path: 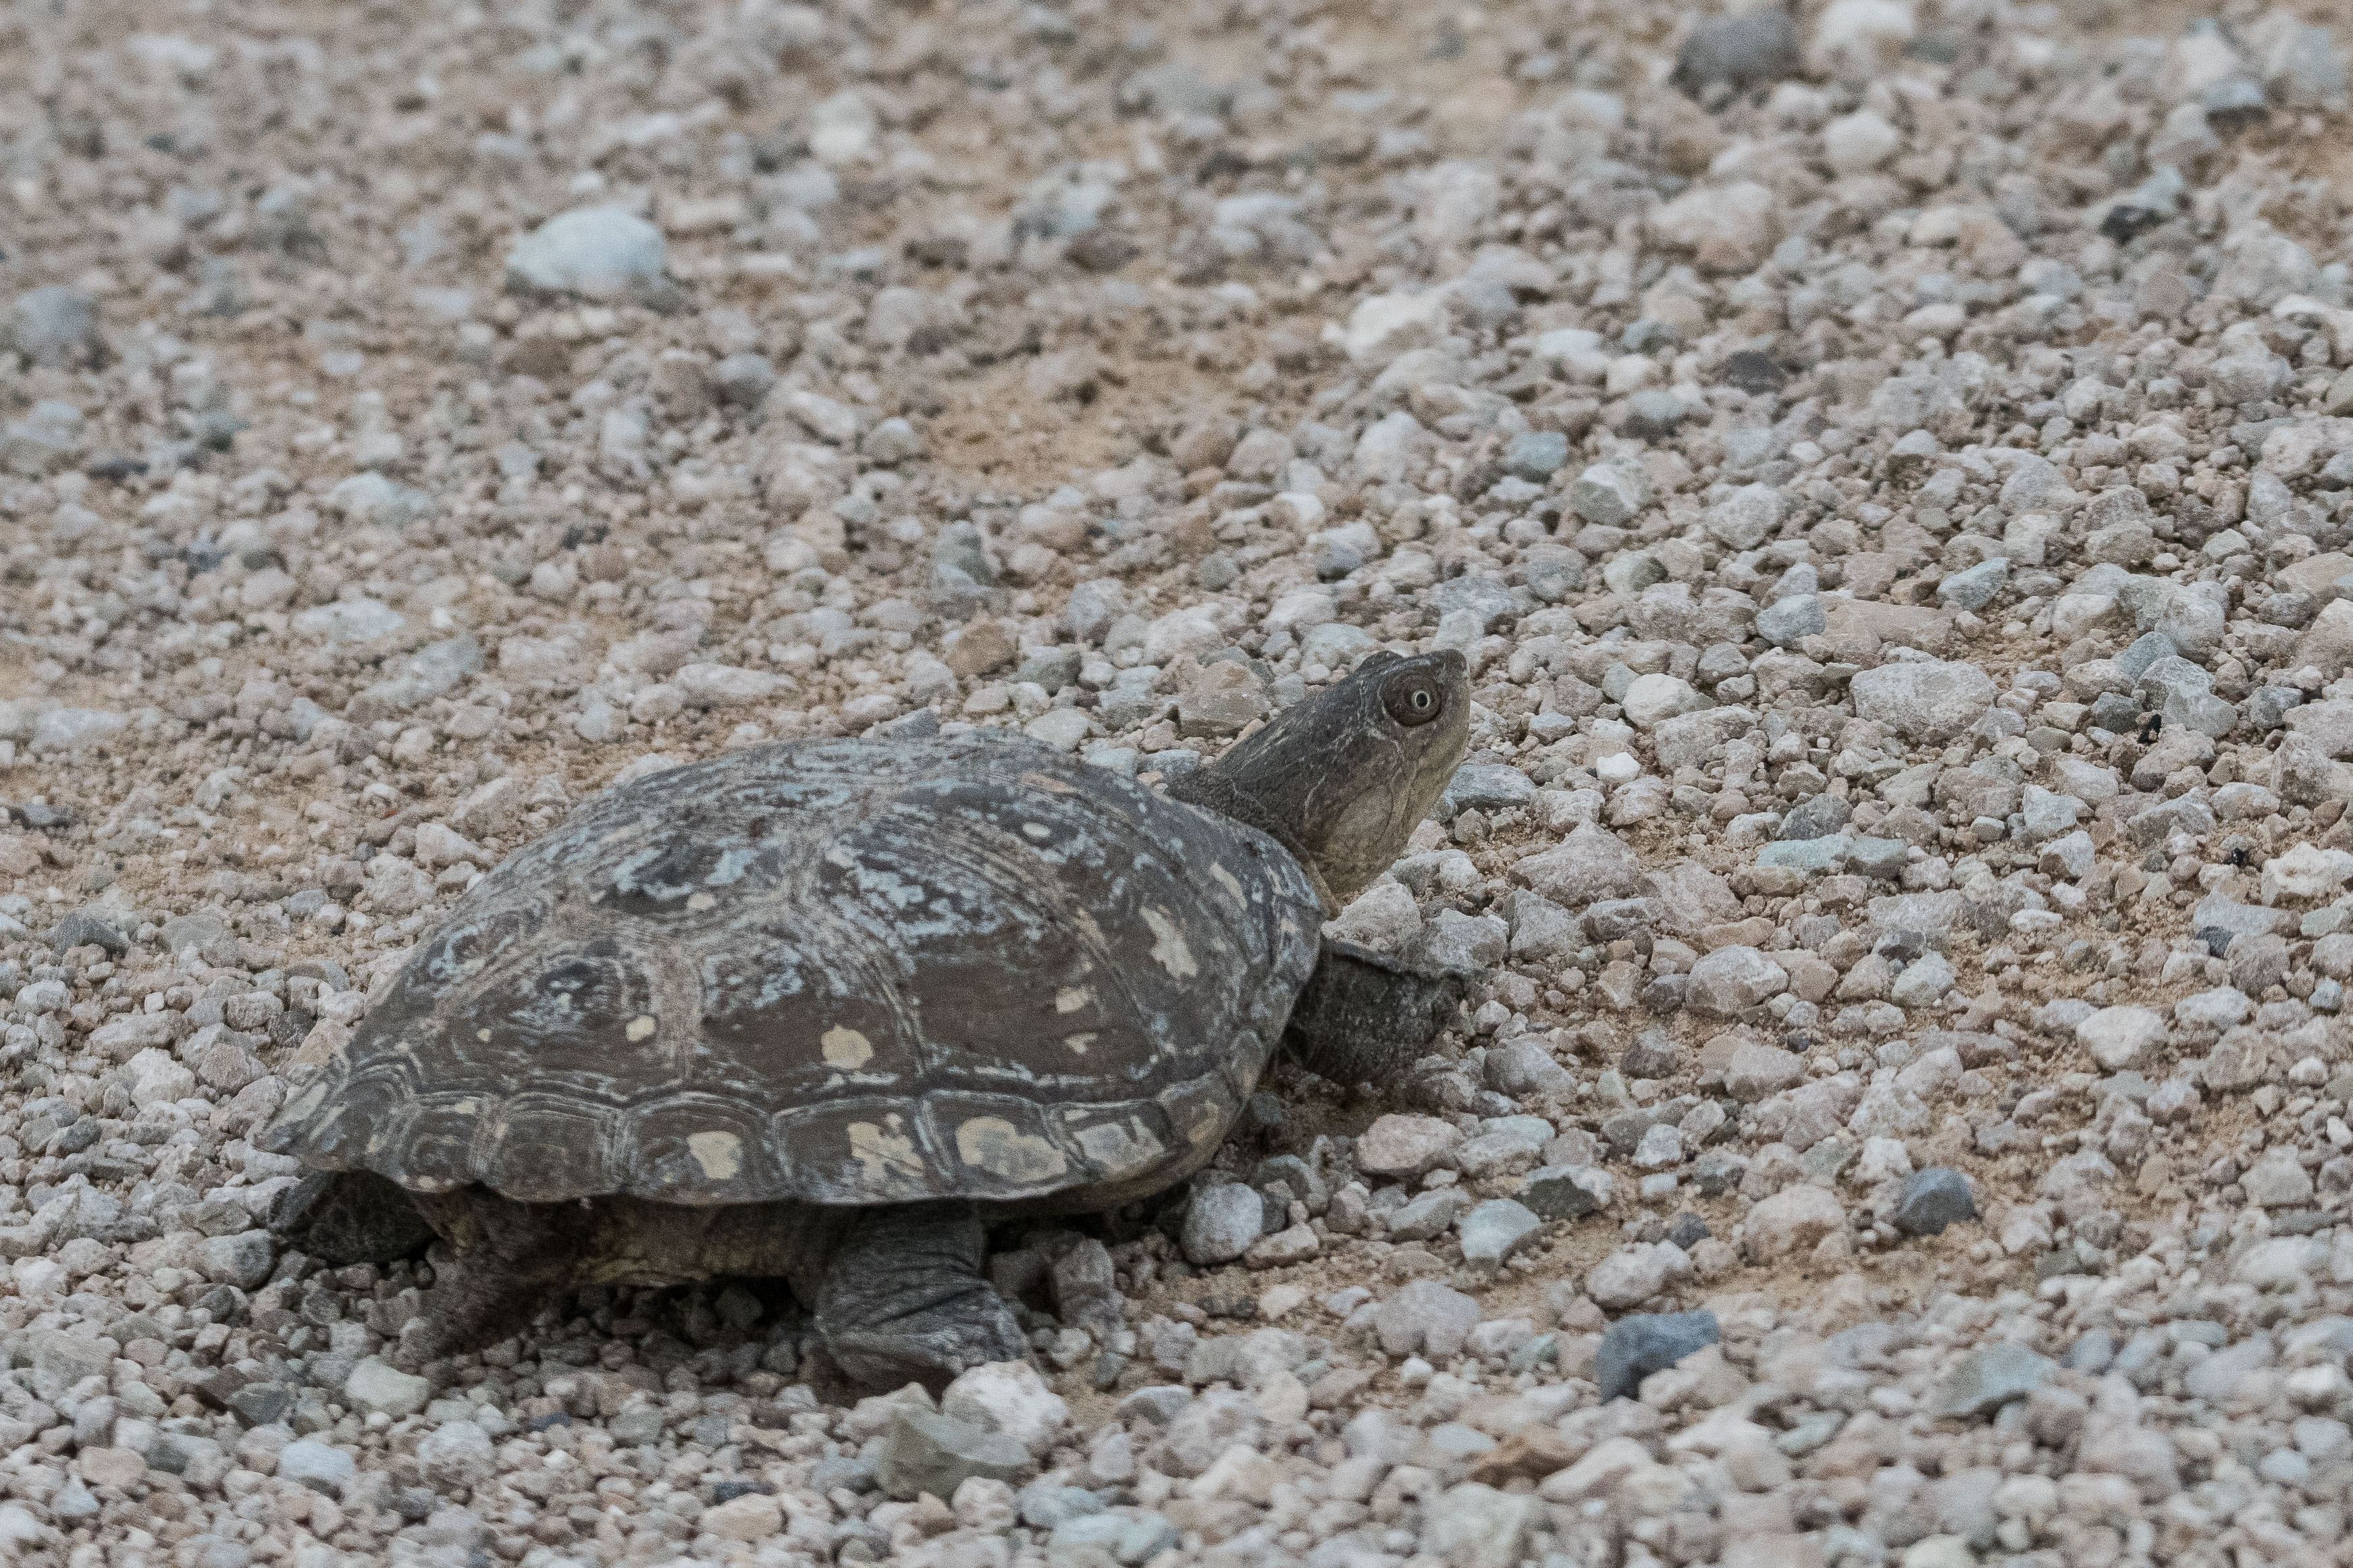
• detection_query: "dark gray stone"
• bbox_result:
[1894,1167,1977,1237]
[1778,794,1853,843]
[1672,8,1800,93]
[47,908,127,954]
[1596,1311,1720,1402]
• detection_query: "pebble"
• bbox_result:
[506,207,670,299]
[1594,1310,1720,1402]
[1893,1168,1978,1237]
[1182,1183,1265,1266]
[1356,1113,1464,1178]
[1458,1198,1542,1264]
[1937,1341,2057,1419]
[277,1440,357,1497]
[876,1409,1034,1501]
[342,1359,431,1420]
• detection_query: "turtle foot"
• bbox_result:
[816,1204,1028,1390]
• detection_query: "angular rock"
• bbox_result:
[1595,1311,1720,1402]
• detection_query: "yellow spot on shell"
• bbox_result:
[847,1118,921,1189]
[1064,1033,1097,1054]
[687,1131,741,1180]
[687,891,717,912]
[1055,986,1092,1014]
[1139,907,1199,979]
[1209,863,1246,902]
[626,1015,658,1042]
[956,1117,1069,1183]
[822,1026,873,1069]
[477,1029,492,1042]
[1020,772,1077,794]
[1022,822,1051,840]
[1072,1116,1165,1181]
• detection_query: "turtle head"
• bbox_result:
[1193,649,1469,906]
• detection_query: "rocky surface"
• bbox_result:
[4,2,2353,1568]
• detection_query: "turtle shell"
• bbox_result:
[262,734,1321,1209]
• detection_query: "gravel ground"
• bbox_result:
[7,1,2353,1567]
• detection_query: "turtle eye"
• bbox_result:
[1383,674,1444,726]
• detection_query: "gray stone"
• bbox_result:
[344,1358,432,1420]
[1686,946,1787,1016]
[1937,1340,2055,1418]
[1373,1280,1481,1359]
[1851,659,1997,741]
[1568,462,1651,527]
[200,1231,274,1290]
[610,1403,665,1445]
[1444,763,1537,818]
[26,1330,112,1402]
[1894,1168,1977,1237]
[277,1440,357,1498]
[1619,389,1687,439]
[508,207,670,300]
[1595,1311,1720,1402]
[8,286,101,366]
[1385,1187,1471,1241]
[1938,558,2009,612]
[1423,1482,1544,1568]
[1458,1199,1543,1265]
[417,1420,497,1490]
[1673,7,1800,91]
[876,1409,1034,1501]
[1778,794,1852,842]
[1756,593,1826,647]
[1181,1183,1264,1266]
[1504,430,1570,481]
[1518,1164,1612,1220]
[2115,631,2177,684]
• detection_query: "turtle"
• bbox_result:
[263,648,1473,1387]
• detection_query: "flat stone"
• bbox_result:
[1850,659,1997,741]
[344,1358,431,1420]
[1893,1168,1976,1237]
[876,1409,1034,1501]
[1936,1340,2055,1418]
[2076,1006,2167,1070]
[1937,558,2010,611]
[2243,1147,2316,1207]
[1459,1199,1543,1265]
[1373,1280,1481,1359]
[1595,1311,1720,1402]
[1518,1164,1613,1220]
[941,1361,1067,1457]
[277,1439,357,1497]
[508,207,669,299]
[76,1448,147,1489]
[1357,1114,1464,1179]
[1686,946,1788,1016]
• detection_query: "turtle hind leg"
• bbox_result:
[268,1170,439,1265]
[1284,936,1469,1085]
[814,1204,1027,1391]
[397,1189,591,1368]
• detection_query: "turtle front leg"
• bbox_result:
[815,1204,1027,1390]
[1283,936,1469,1083]
[397,1189,589,1368]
